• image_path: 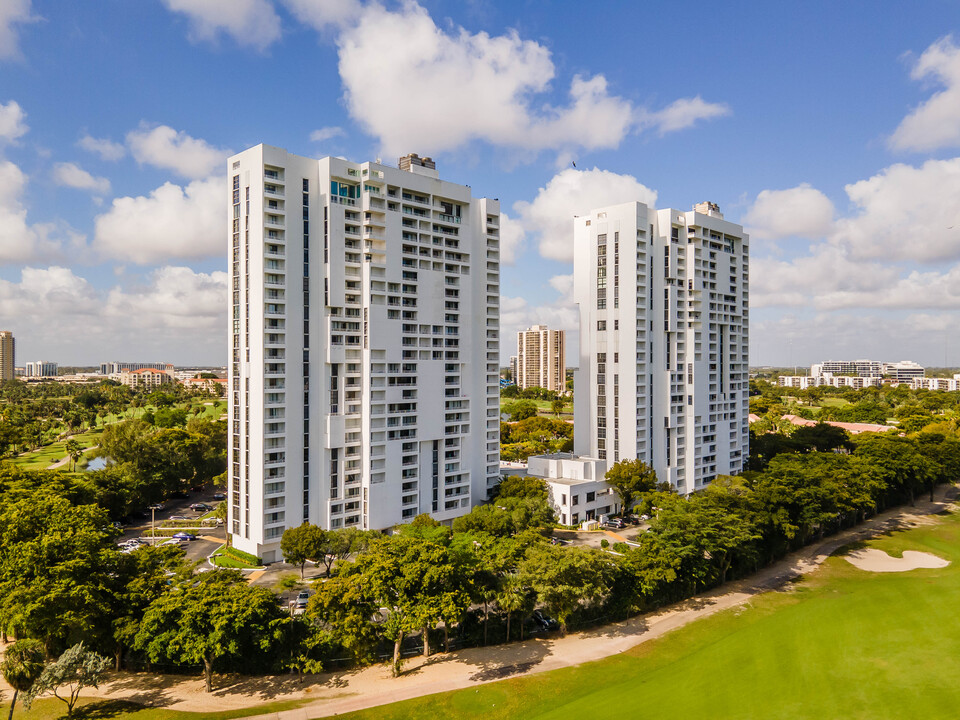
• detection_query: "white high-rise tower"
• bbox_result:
[228,146,501,561]
[572,201,748,494]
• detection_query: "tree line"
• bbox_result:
[1,412,958,703]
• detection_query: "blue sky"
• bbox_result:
[2,0,960,368]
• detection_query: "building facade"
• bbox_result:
[228,145,501,562]
[811,360,883,378]
[117,366,174,388]
[516,325,565,393]
[0,331,13,382]
[573,201,749,495]
[24,361,58,377]
[99,361,169,375]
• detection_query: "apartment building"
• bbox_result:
[516,325,565,393]
[24,361,58,377]
[99,361,168,375]
[117,366,175,388]
[572,200,749,495]
[228,145,501,562]
[882,360,925,382]
[0,331,13,382]
[811,360,883,378]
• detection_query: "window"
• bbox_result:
[586,491,595,503]
[572,495,579,506]
[597,320,606,331]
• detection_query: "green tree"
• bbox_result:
[23,643,110,720]
[1,638,44,720]
[551,396,566,416]
[518,544,613,634]
[134,571,291,692]
[493,475,547,501]
[281,523,326,578]
[604,458,661,513]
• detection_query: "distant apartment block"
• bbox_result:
[516,325,565,393]
[0,331,13,382]
[784,359,927,388]
[508,355,518,384]
[228,145,500,562]
[24,361,58,377]
[573,200,749,495]
[913,375,960,391]
[117,365,175,388]
[779,374,883,390]
[811,360,882,378]
[99,361,169,375]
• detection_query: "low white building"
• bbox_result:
[502,453,619,526]
[912,374,960,391]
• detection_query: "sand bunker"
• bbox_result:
[845,548,950,572]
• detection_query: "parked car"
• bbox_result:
[147,503,165,512]
[160,538,186,547]
[532,609,559,631]
[605,518,625,529]
[170,491,189,500]
[169,515,188,521]
[190,485,206,493]
[172,532,197,541]
[296,591,310,609]
[190,503,212,512]
[212,492,226,501]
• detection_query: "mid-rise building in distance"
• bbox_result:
[508,355,518,384]
[24,361,58,377]
[516,325,565,393]
[573,200,749,495]
[228,145,501,562]
[99,361,169,375]
[811,360,883,378]
[0,331,14,382]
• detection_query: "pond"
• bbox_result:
[86,456,108,471]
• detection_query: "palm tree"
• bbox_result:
[496,575,531,643]
[64,440,83,471]
[1,638,45,720]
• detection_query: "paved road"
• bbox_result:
[116,488,226,563]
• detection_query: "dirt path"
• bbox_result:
[2,486,956,718]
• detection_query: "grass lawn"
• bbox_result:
[12,429,103,471]
[819,397,853,407]
[11,697,311,719]
[333,509,960,720]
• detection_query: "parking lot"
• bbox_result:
[117,488,227,564]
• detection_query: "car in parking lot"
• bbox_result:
[147,503,165,511]
[604,517,625,529]
[212,492,226,501]
[296,591,310,609]
[190,503,212,512]
[159,538,186,547]
[173,532,197,541]
[169,515,189,521]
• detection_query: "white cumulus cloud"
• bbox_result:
[0,0,34,60]
[0,100,27,142]
[742,183,835,240]
[0,160,84,263]
[831,157,960,263]
[513,168,657,262]
[78,134,126,161]
[283,0,360,32]
[0,266,227,363]
[331,2,704,159]
[310,126,345,142]
[890,35,960,152]
[105,266,228,330]
[638,95,731,135]
[162,0,281,51]
[127,124,230,180]
[93,176,223,264]
[53,162,111,194]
